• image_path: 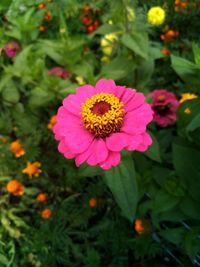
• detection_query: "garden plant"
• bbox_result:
[0,0,200,266]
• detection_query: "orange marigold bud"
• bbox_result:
[161,47,170,56]
[89,198,97,208]
[41,208,52,219]
[36,193,48,203]
[47,115,57,130]
[10,141,25,158]
[22,162,42,179]
[44,11,53,22]
[6,180,24,196]
[38,3,46,10]
[134,219,145,234]
[39,25,47,32]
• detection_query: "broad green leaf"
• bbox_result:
[192,43,200,67]
[2,85,20,103]
[171,55,200,88]
[186,112,200,132]
[173,141,200,202]
[104,154,138,221]
[28,87,54,107]
[91,24,121,35]
[0,254,8,265]
[180,196,200,220]
[144,133,161,162]
[153,190,180,214]
[100,56,135,80]
[121,32,148,59]
[159,227,185,245]
[78,164,103,178]
[136,59,154,88]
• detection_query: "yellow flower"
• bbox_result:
[47,115,57,130]
[75,76,86,86]
[23,162,42,179]
[10,140,25,158]
[6,180,24,196]
[184,108,191,114]
[180,93,198,103]
[101,33,118,56]
[147,6,165,26]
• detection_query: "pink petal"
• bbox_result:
[135,133,152,152]
[123,92,145,112]
[95,79,116,94]
[58,139,76,159]
[115,86,126,99]
[125,135,143,151]
[87,138,108,166]
[65,127,94,154]
[100,151,121,170]
[63,94,81,116]
[106,133,130,152]
[76,84,95,101]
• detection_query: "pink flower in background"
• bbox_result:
[53,79,153,170]
[150,89,179,127]
[4,41,20,58]
[48,66,70,79]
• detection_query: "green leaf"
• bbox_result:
[159,227,185,245]
[192,43,200,67]
[100,56,135,80]
[173,141,200,202]
[144,133,161,162]
[121,32,148,59]
[2,84,20,103]
[171,55,200,88]
[186,112,200,132]
[153,190,180,214]
[91,24,121,35]
[136,59,154,88]
[78,164,102,178]
[0,254,8,265]
[104,154,138,221]
[28,87,54,107]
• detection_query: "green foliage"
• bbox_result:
[0,0,200,266]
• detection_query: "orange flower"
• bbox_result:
[161,47,170,56]
[39,25,47,32]
[44,11,53,22]
[89,198,97,208]
[161,30,179,41]
[38,3,46,10]
[10,141,25,158]
[47,115,57,130]
[134,219,145,234]
[36,193,48,203]
[184,107,191,114]
[6,180,24,196]
[41,208,52,219]
[22,162,42,178]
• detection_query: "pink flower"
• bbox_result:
[48,67,70,79]
[150,89,179,127]
[4,41,20,58]
[53,79,153,170]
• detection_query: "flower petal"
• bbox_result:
[76,84,95,101]
[106,133,130,152]
[95,79,116,94]
[99,151,121,170]
[58,139,76,159]
[87,138,109,166]
[65,127,93,154]
[63,94,81,116]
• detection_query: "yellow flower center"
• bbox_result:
[81,93,124,138]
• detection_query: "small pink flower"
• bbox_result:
[150,89,179,127]
[53,79,153,170]
[48,67,70,79]
[4,41,20,58]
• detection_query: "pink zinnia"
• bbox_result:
[150,89,179,127]
[48,66,70,79]
[53,79,153,170]
[4,41,20,58]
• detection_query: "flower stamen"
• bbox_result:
[81,93,124,137]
